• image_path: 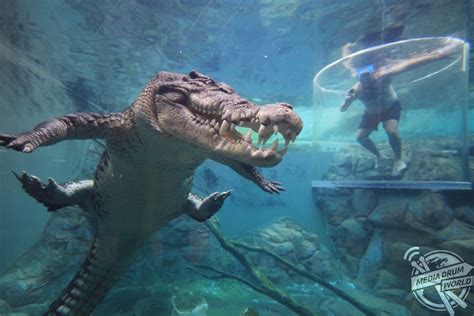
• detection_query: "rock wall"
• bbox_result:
[315,137,474,312]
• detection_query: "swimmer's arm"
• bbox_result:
[375,43,457,78]
[340,86,357,112]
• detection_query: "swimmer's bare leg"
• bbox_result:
[383,119,406,175]
[356,128,381,168]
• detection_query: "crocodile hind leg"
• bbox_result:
[186,191,232,222]
[16,172,231,221]
[210,155,285,194]
[13,171,94,212]
[46,234,141,316]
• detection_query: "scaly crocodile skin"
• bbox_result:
[0,71,303,315]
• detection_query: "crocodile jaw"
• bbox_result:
[155,93,303,167]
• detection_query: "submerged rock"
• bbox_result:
[0,208,94,307]
[171,292,208,316]
[133,292,172,316]
[241,307,259,316]
[453,204,474,225]
[368,196,408,224]
[240,218,340,283]
[16,302,48,316]
[0,299,12,314]
[408,193,453,229]
[94,286,151,315]
[331,218,371,258]
[316,195,353,226]
[316,136,474,310]
[375,269,403,290]
[352,189,378,216]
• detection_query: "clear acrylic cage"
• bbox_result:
[312,37,471,190]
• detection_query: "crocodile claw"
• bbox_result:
[0,134,17,147]
[12,171,67,212]
[260,180,285,194]
[195,190,232,221]
[1,133,36,153]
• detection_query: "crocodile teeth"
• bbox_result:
[273,125,279,135]
[248,110,256,119]
[210,119,216,126]
[219,120,230,135]
[279,146,288,155]
[251,149,263,158]
[244,130,252,143]
[230,123,236,131]
[258,135,268,148]
[257,135,269,145]
[231,112,240,122]
[205,119,209,125]
[258,124,266,136]
[270,139,278,151]
[223,111,232,121]
[216,140,226,150]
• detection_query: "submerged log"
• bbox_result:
[230,240,375,316]
[203,220,315,316]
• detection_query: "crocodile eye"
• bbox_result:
[160,87,188,104]
[217,83,235,94]
[164,91,187,104]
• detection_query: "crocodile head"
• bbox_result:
[146,70,303,167]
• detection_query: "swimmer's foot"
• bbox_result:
[391,160,407,176]
[374,156,381,170]
[374,155,386,170]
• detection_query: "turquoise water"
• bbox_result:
[0,1,473,315]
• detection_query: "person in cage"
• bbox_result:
[339,40,458,176]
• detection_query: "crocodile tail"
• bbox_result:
[45,234,141,316]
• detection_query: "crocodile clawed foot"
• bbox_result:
[12,171,67,212]
[1,133,36,153]
[195,190,232,221]
[0,134,17,147]
[260,180,285,194]
[209,190,232,201]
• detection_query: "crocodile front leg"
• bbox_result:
[210,155,285,194]
[0,112,124,153]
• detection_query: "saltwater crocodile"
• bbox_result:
[0,70,302,315]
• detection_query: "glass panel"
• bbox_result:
[313,37,470,186]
